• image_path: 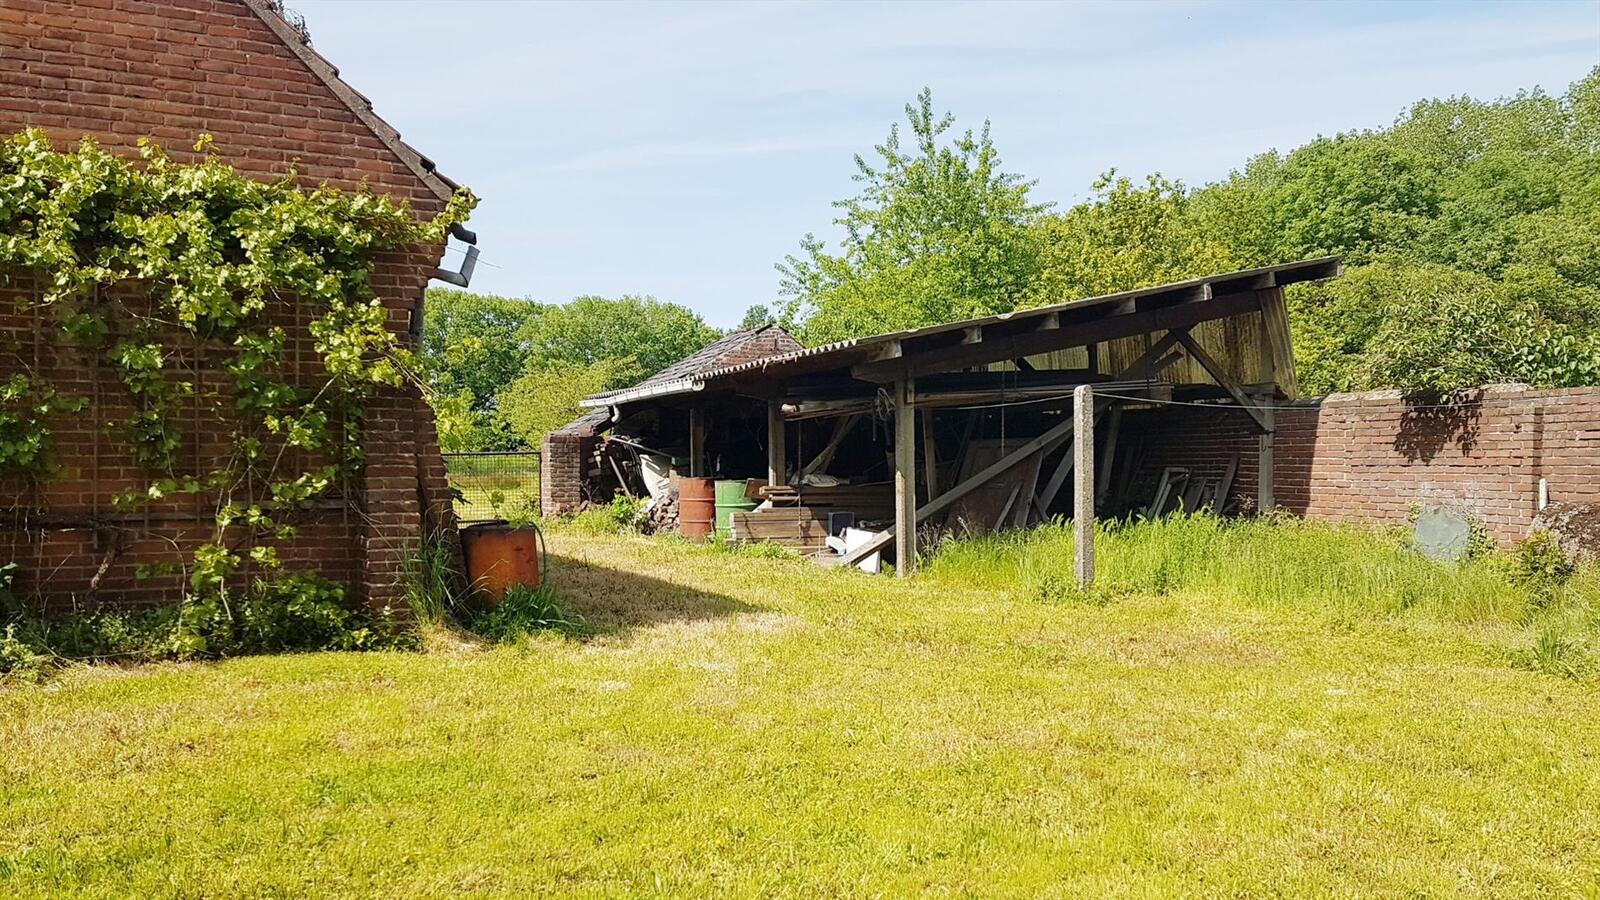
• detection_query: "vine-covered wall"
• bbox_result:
[1,0,471,614]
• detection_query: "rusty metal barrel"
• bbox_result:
[460,521,543,601]
[678,477,714,542]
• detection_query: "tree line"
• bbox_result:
[780,72,1599,394]
[428,68,1600,451]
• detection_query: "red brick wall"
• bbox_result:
[1121,385,1600,545]
[0,0,460,612]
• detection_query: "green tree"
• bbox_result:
[1188,66,1600,392]
[495,359,628,450]
[419,288,543,451]
[778,88,1048,344]
[739,304,776,329]
[522,295,719,390]
[1032,171,1235,301]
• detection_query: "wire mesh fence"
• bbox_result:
[442,451,541,522]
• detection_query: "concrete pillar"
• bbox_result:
[1074,384,1095,588]
[894,378,917,577]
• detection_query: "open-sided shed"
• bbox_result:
[577,257,1341,573]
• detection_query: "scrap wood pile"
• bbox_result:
[1145,456,1240,517]
[645,494,679,534]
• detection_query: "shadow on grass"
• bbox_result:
[542,552,765,637]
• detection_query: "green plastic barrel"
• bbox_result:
[714,479,758,538]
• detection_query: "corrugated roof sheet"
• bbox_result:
[559,325,801,433]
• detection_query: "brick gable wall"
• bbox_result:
[0,0,460,612]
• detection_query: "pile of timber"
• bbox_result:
[729,507,829,552]
[1146,456,1239,517]
[727,483,895,553]
[759,483,893,523]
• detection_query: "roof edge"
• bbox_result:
[243,0,460,206]
[582,256,1343,408]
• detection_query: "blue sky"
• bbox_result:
[293,0,1600,327]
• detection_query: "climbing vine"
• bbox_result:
[0,128,474,625]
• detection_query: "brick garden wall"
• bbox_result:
[0,0,460,611]
[1120,385,1600,545]
[541,430,594,519]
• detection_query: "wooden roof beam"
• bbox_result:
[851,289,1261,382]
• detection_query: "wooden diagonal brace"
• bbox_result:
[1175,332,1274,433]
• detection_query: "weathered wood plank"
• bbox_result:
[767,401,787,485]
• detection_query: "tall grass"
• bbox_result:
[928,513,1600,677]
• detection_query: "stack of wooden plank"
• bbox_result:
[729,507,829,552]
[759,483,894,522]
[1146,456,1239,517]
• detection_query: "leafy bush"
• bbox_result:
[0,624,51,683]
[608,495,647,531]
[1513,531,1577,611]
[1514,531,1576,585]
[1,573,415,681]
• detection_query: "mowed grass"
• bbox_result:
[3,521,1600,897]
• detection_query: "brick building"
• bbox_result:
[0,0,470,611]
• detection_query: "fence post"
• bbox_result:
[1074,384,1095,588]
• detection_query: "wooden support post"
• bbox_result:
[1074,384,1095,588]
[1036,440,1075,515]
[921,408,939,501]
[688,407,706,478]
[1257,400,1275,512]
[1176,331,1273,434]
[894,378,917,577]
[767,401,786,486]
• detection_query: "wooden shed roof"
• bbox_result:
[581,257,1340,410]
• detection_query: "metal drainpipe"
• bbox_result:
[416,223,480,339]
[430,223,480,288]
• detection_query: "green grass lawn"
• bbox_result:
[3,525,1599,896]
